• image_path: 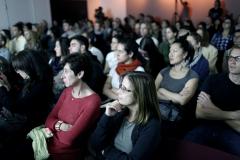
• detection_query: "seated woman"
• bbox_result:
[49,37,69,102]
[49,37,69,76]
[187,32,209,84]
[91,71,161,160]
[45,53,101,160]
[155,39,199,138]
[139,36,165,79]
[103,35,121,75]
[196,28,218,75]
[103,37,144,100]
[0,50,53,145]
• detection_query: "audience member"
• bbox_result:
[9,22,27,54]
[159,26,178,64]
[82,31,104,64]
[104,35,121,74]
[211,16,234,72]
[24,29,39,50]
[136,22,159,46]
[68,35,106,98]
[222,29,240,72]
[155,39,199,138]
[45,53,101,160]
[0,34,11,62]
[185,47,240,157]
[91,71,161,160]
[0,50,53,148]
[49,37,70,102]
[103,38,144,100]
[139,36,165,78]
[196,28,218,74]
[187,32,209,83]
[61,20,78,39]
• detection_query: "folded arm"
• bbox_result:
[156,77,198,106]
[103,76,118,100]
[196,91,240,132]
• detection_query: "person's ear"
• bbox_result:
[80,45,86,53]
[183,52,188,59]
[77,71,84,79]
[129,51,134,58]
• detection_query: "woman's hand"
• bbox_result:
[105,100,122,117]
[0,72,10,91]
[43,128,53,137]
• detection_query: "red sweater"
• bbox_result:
[45,87,100,158]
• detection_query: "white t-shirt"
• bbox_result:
[89,46,104,64]
[105,51,118,70]
[109,65,145,89]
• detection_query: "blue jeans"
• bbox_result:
[184,121,240,157]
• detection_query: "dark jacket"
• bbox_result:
[90,109,161,160]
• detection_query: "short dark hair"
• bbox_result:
[70,35,89,49]
[118,37,140,60]
[62,53,92,82]
[13,22,24,35]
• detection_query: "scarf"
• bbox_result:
[27,125,53,160]
[116,59,142,75]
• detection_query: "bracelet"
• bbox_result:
[59,122,63,130]
[55,121,63,131]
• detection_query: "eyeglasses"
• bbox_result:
[224,21,231,24]
[227,55,240,63]
[119,84,132,93]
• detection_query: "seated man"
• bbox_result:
[185,47,240,157]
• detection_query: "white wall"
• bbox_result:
[0,0,9,29]
[0,0,51,29]
[32,0,52,25]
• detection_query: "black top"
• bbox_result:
[90,109,161,160]
[201,73,240,111]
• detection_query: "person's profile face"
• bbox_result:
[61,63,78,87]
[69,39,81,54]
[118,76,135,106]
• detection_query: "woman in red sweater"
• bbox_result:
[45,53,101,160]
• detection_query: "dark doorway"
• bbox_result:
[50,0,87,22]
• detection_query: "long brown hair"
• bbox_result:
[121,71,161,124]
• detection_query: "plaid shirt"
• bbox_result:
[211,32,233,52]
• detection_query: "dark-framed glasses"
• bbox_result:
[227,55,240,63]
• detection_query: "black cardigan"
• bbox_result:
[90,109,161,160]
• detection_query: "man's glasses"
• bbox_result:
[227,55,240,63]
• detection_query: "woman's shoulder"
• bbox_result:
[138,117,161,132]
[87,92,101,101]
[160,66,171,75]
[187,69,199,79]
